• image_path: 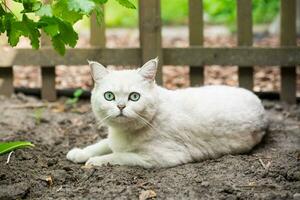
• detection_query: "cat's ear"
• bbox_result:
[138,57,158,82]
[88,60,108,82]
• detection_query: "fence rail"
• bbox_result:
[0,0,299,104]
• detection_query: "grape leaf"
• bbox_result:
[39,16,78,55]
[38,16,59,37]
[21,0,42,13]
[94,4,104,24]
[36,4,52,17]
[57,20,78,47]
[7,14,40,49]
[52,0,83,24]
[0,0,133,55]
[115,0,136,9]
[0,4,5,16]
[92,0,108,4]
[68,0,95,14]
[52,35,66,55]
[7,21,22,46]
[22,14,41,49]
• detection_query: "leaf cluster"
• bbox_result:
[0,0,135,55]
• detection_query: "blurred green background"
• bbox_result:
[105,0,279,27]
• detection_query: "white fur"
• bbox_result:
[67,58,267,168]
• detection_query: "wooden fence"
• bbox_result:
[0,0,299,103]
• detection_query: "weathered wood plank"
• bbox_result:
[41,39,56,101]
[163,47,300,66]
[189,0,204,86]
[90,9,106,46]
[0,47,299,66]
[40,0,56,101]
[41,66,57,101]
[0,67,13,97]
[237,0,253,90]
[139,0,163,84]
[0,48,141,66]
[280,0,297,103]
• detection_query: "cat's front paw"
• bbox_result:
[66,148,90,163]
[85,157,109,167]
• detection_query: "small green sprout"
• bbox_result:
[34,108,45,125]
[66,89,84,107]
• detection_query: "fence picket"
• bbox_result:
[0,67,13,97]
[237,0,253,90]
[0,0,299,101]
[90,10,106,46]
[40,0,56,101]
[188,0,204,86]
[280,0,297,104]
[139,0,163,85]
[41,33,56,101]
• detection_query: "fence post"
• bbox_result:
[188,0,204,86]
[90,9,106,47]
[237,0,253,90]
[41,0,56,101]
[139,0,163,85]
[0,67,13,97]
[41,34,56,101]
[280,0,297,104]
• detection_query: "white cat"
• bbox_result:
[67,58,267,168]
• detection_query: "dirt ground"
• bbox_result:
[0,94,299,200]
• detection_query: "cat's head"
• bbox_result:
[89,58,159,130]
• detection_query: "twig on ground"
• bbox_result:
[56,186,63,192]
[6,151,14,164]
[259,158,271,170]
[9,103,47,109]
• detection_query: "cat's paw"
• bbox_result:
[66,148,90,163]
[85,157,109,167]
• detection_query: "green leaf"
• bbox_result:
[52,0,83,24]
[52,35,66,55]
[21,0,42,13]
[7,15,41,49]
[38,16,59,37]
[0,141,34,155]
[94,4,104,24]
[8,21,25,46]
[67,0,95,14]
[57,20,78,47]
[0,4,6,16]
[92,0,108,4]
[38,16,78,55]
[36,4,52,17]
[115,0,136,9]
[74,89,83,97]
[22,14,40,49]
[66,98,77,105]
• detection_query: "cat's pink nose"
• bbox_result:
[117,105,126,111]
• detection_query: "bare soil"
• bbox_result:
[0,94,299,200]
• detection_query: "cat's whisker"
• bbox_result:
[127,111,159,133]
[96,114,112,127]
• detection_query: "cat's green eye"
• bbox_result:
[128,92,140,101]
[104,91,115,101]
